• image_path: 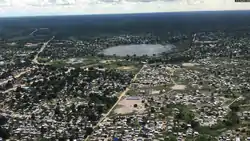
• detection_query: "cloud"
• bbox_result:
[0,0,249,17]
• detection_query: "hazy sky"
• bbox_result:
[0,0,250,17]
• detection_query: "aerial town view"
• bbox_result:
[1,10,250,141]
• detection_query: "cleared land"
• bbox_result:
[171,84,186,90]
[114,96,145,114]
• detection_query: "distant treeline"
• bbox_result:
[1,11,250,39]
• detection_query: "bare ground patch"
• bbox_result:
[182,63,200,67]
[171,84,186,90]
[114,96,145,114]
[117,66,134,70]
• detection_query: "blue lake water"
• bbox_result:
[101,44,174,56]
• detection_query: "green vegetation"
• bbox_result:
[195,104,241,137]
[37,57,50,63]
[127,89,137,96]
[127,84,173,96]
[164,135,177,141]
[162,104,232,139]
[82,56,100,64]
[195,135,214,141]
[165,104,195,123]
[151,84,173,91]
[102,60,142,74]
[196,125,226,137]
[49,60,67,67]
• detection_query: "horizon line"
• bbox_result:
[0,9,250,19]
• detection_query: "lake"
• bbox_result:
[101,44,174,57]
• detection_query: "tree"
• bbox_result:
[38,137,49,141]
[5,81,13,89]
[133,54,136,60]
[97,105,104,114]
[210,92,214,102]
[175,112,184,120]
[54,106,61,115]
[228,111,240,125]
[0,115,7,126]
[85,127,93,137]
[150,107,155,113]
[160,107,164,111]
[126,117,131,125]
[126,55,130,61]
[229,104,240,112]
[31,113,36,120]
[134,104,138,108]
[15,86,23,92]
[185,112,195,123]
[224,119,233,126]
[196,135,213,141]
[164,135,177,141]
[191,120,200,129]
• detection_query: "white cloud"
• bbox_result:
[0,0,249,17]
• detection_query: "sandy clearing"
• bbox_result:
[100,60,116,64]
[171,84,186,90]
[114,96,145,114]
[182,63,199,67]
[117,66,134,70]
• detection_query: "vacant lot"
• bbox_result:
[171,84,186,90]
[114,96,145,114]
[117,66,135,70]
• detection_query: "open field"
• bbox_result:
[114,96,145,114]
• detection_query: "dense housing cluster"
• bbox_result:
[0,26,250,141]
[1,65,132,140]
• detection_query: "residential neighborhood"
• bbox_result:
[0,18,250,141]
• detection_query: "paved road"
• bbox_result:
[227,96,243,108]
[29,28,38,36]
[84,65,146,141]
[32,36,55,64]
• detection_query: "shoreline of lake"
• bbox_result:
[100,44,175,57]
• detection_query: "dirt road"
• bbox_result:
[32,36,55,64]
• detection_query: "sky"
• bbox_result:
[0,0,250,17]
